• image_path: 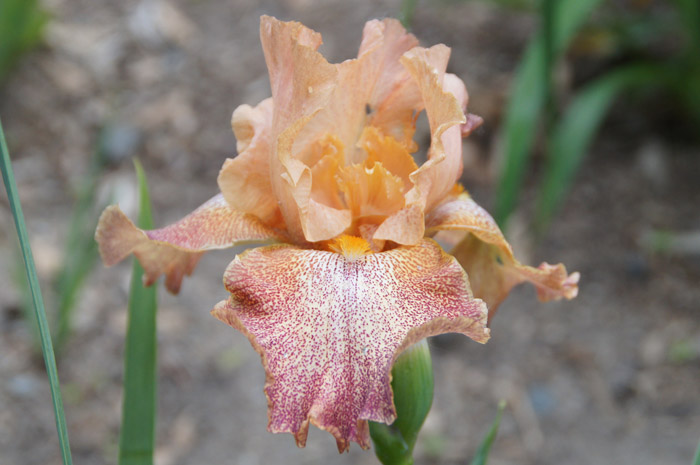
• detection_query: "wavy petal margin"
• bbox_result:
[95,194,283,293]
[212,239,489,452]
[427,194,579,319]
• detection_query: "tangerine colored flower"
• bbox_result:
[96,16,579,452]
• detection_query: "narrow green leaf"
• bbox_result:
[119,159,158,465]
[0,120,73,464]
[494,0,605,226]
[370,339,434,465]
[535,64,658,231]
[692,436,700,465]
[469,401,506,465]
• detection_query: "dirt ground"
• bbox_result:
[1,0,699,464]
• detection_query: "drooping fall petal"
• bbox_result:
[95,194,284,293]
[426,194,579,319]
[211,239,489,452]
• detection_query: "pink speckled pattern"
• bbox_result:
[211,239,489,452]
[95,194,284,293]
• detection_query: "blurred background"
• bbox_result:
[0,0,698,464]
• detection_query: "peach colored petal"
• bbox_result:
[307,134,346,210]
[95,194,283,293]
[371,47,467,246]
[218,98,282,226]
[360,19,426,148]
[260,15,341,243]
[427,194,580,319]
[402,47,467,212]
[211,239,489,452]
[293,18,422,165]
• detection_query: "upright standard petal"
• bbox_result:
[426,194,579,319]
[260,16,349,243]
[218,98,282,227]
[95,194,283,293]
[401,47,466,211]
[373,46,468,246]
[212,239,489,452]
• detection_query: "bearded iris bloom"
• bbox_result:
[96,16,579,452]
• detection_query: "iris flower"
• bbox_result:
[96,16,579,452]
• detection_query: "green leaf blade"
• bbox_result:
[0,120,73,464]
[118,159,158,465]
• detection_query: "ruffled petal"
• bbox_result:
[95,194,283,293]
[427,194,580,319]
[260,15,342,243]
[372,46,467,246]
[294,18,421,166]
[402,47,467,212]
[218,98,282,227]
[211,239,489,452]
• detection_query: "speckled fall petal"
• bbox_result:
[211,239,489,452]
[95,194,283,293]
[427,194,579,319]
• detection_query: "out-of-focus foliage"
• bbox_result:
[0,0,48,83]
[10,131,109,353]
[55,134,110,350]
[495,0,700,232]
[469,401,506,465]
[495,0,606,229]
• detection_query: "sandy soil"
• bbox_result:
[1,1,698,464]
